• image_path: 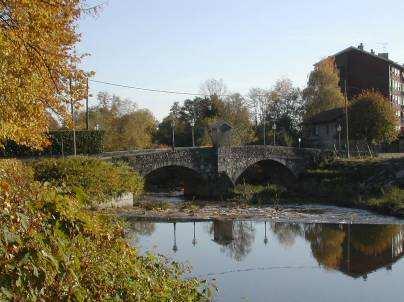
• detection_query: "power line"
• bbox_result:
[90,79,214,97]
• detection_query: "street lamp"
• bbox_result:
[171,119,176,151]
[298,137,301,149]
[264,221,268,246]
[190,119,195,147]
[172,222,178,253]
[272,122,277,146]
[192,221,197,247]
[336,124,342,150]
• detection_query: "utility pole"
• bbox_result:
[171,119,175,151]
[344,80,350,158]
[69,79,77,156]
[86,77,89,130]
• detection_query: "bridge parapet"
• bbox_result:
[113,147,217,179]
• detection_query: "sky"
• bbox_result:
[78,0,404,120]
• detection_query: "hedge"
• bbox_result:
[0,130,104,158]
[31,156,144,205]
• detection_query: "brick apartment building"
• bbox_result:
[304,44,404,150]
[333,44,404,130]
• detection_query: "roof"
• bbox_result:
[209,120,233,131]
[320,46,404,70]
[304,107,344,125]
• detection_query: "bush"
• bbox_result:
[234,183,287,204]
[0,159,208,301]
[0,130,104,158]
[31,157,144,205]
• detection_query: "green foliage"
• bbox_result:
[0,159,208,301]
[0,130,104,157]
[349,90,398,144]
[31,157,143,205]
[303,57,346,118]
[234,183,286,204]
[368,186,404,211]
[76,92,158,151]
[155,85,256,147]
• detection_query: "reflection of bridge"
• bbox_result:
[103,146,323,197]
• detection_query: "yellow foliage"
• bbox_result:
[0,0,95,149]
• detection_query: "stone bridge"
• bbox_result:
[102,146,323,197]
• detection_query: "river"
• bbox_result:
[125,215,404,302]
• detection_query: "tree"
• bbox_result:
[221,93,256,145]
[246,87,270,126]
[77,92,158,151]
[118,109,157,149]
[0,1,99,148]
[200,78,228,97]
[249,79,303,146]
[349,91,398,144]
[303,57,345,118]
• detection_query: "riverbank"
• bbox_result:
[102,200,404,225]
[103,157,404,222]
[292,157,404,217]
[0,157,209,301]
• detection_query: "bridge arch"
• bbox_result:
[144,165,207,196]
[234,158,297,188]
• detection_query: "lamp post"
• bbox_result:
[172,222,178,253]
[171,119,176,151]
[264,221,268,245]
[272,122,277,146]
[344,80,350,158]
[298,137,301,149]
[192,221,197,247]
[190,119,195,147]
[336,124,342,150]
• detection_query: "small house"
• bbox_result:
[208,121,233,147]
[303,108,345,149]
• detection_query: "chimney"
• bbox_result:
[358,43,364,50]
[378,53,389,60]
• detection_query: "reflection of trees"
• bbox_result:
[271,222,303,248]
[305,224,346,270]
[303,223,404,277]
[210,220,255,261]
[350,225,400,256]
[125,220,156,245]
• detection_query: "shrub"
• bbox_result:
[31,157,144,205]
[0,130,104,158]
[234,183,286,204]
[0,159,208,301]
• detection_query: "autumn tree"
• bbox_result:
[0,1,99,148]
[77,92,157,151]
[303,57,345,118]
[349,91,398,144]
[248,79,303,146]
[220,93,256,145]
[200,78,228,98]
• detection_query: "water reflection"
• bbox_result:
[126,219,404,279]
[210,220,256,261]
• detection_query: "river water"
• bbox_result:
[125,215,404,302]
